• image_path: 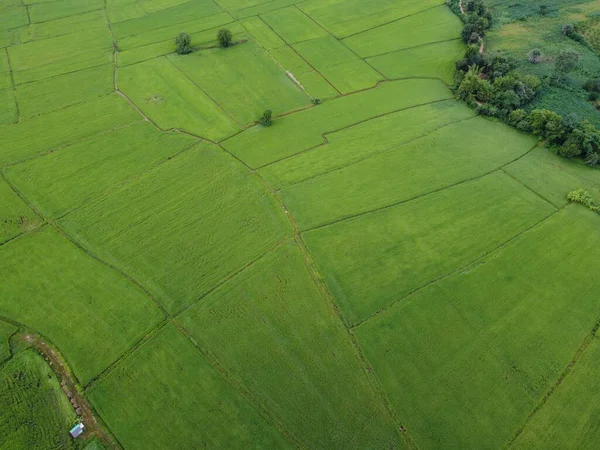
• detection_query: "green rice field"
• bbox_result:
[1,0,600,448]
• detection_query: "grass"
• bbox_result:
[259,99,476,188]
[281,117,537,229]
[0,176,42,243]
[303,172,555,324]
[179,242,404,449]
[0,94,141,166]
[28,0,104,23]
[118,57,240,140]
[29,10,107,40]
[0,321,16,363]
[59,145,292,314]
[261,6,329,44]
[356,206,600,449]
[222,78,454,168]
[0,350,79,450]
[241,16,286,49]
[4,122,197,218]
[168,41,311,126]
[513,335,600,449]
[88,324,291,449]
[0,227,164,384]
[343,5,463,58]
[0,88,17,125]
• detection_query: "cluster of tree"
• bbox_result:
[174,28,233,55]
[507,109,600,165]
[562,23,588,47]
[460,0,493,44]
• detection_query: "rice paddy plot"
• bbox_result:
[299,0,444,38]
[0,176,41,243]
[88,324,291,450]
[293,36,381,94]
[343,5,463,58]
[28,10,107,40]
[16,64,114,119]
[111,1,222,39]
[0,51,12,90]
[106,0,145,23]
[504,146,600,208]
[367,39,465,85]
[356,205,600,449]
[0,94,141,166]
[222,78,453,168]
[5,122,197,218]
[259,100,475,189]
[513,336,600,449]
[0,350,78,450]
[0,5,28,31]
[241,16,286,50]
[169,42,310,126]
[8,28,113,84]
[304,172,555,324]
[179,243,404,449]
[0,321,16,363]
[0,26,28,48]
[119,57,240,141]
[0,227,164,385]
[229,0,300,19]
[268,46,339,99]
[59,146,291,314]
[0,89,17,125]
[138,0,191,14]
[28,0,104,23]
[261,6,328,44]
[282,117,537,230]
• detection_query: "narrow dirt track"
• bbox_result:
[18,333,120,449]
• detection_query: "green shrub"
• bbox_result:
[528,48,543,64]
[217,28,233,48]
[175,32,192,55]
[258,110,272,127]
[566,188,599,212]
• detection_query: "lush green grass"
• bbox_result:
[0,321,16,363]
[89,324,291,449]
[299,0,445,38]
[0,176,42,243]
[261,6,329,44]
[514,336,600,449]
[60,146,292,314]
[0,227,164,384]
[0,5,28,31]
[356,206,600,449]
[168,42,310,126]
[179,242,404,449]
[223,78,453,167]
[505,146,600,208]
[343,6,462,58]
[282,117,537,229]
[0,94,141,166]
[367,39,466,85]
[0,350,79,450]
[304,172,555,324]
[5,122,197,218]
[259,99,476,188]
[293,36,382,93]
[0,88,17,125]
[0,51,12,90]
[241,16,286,49]
[29,10,107,40]
[16,64,114,119]
[28,0,104,23]
[119,57,240,140]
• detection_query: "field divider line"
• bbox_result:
[341,2,447,39]
[0,171,170,319]
[499,168,558,211]
[0,119,144,169]
[363,37,464,60]
[352,208,559,330]
[26,7,106,27]
[255,97,459,171]
[301,143,542,233]
[173,237,292,318]
[5,47,20,124]
[0,221,47,249]
[164,56,246,129]
[258,17,342,96]
[13,61,112,88]
[505,314,600,447]
[171,319,307,448]
[266,110,476,186]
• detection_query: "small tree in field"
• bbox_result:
[259,110,272,127]
[175,32,192,55]
[528,48,542,64]
[554,49,579,80]
[217,28,233,48]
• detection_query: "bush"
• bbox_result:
[528,48,543,63]
[554,49,579,80]
[258,110,272,127]
[457,65,494,103]
[562,24,575,36]
[217,28,233,48]
[584,79,600,93]
[311,98,321,105]
[175,32,192,55]
[566,189,598,212]
[586,152,600,167]
[539,5,549,16]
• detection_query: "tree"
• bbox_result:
[217,28,233,48]
[554,49,579,80]
[528,48,542,64]
[175,32,192,55]
[259,110,272,127]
